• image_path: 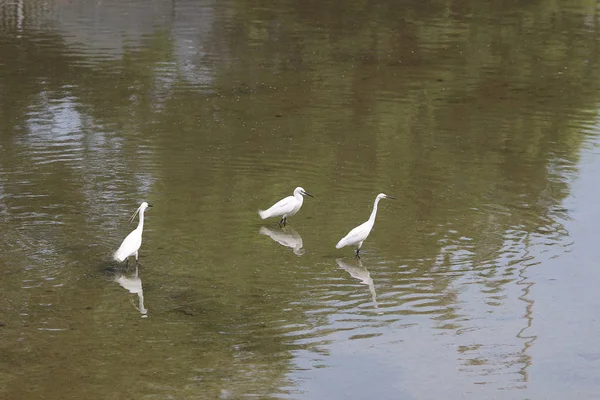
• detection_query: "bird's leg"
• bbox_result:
[355,249,361,259]
[125,258,129,267]
[279,217,287,227]
[135,251,139,266]
[283,216,287,226]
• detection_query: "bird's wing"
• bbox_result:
[261,196,296,218]
[114,230,142,261]
[336,221,369,248]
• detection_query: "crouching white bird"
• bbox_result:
[336,193,395,258]
[114,202,153,265]
[258,187,314,226]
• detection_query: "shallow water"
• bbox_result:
[1,0,600,399]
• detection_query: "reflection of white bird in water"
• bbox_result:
[336,258,377,305]
[336,193,395,258]
[114,202,152,265]
[259,226,305,256]
[258,187,314,226]
[115,267,148,317]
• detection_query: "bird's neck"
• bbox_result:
[294,192,304,204]
[368,197,381,223]
[136,210,145,231]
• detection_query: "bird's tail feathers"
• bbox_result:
[335,240,346,249]
[113,249,127,262]
[258,209,269,219]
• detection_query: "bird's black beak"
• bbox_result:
[148,204,154,207]
[303,191,315,199]
[385,196,397,200]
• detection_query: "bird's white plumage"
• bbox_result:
[114,202,151,263]
[336,193,395,256]
[335,220,371,249]
[259,196,298,219]
[258,187,313,224]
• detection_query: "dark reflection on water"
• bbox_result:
[0,0,599,398]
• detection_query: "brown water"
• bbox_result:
[1,0,600,399]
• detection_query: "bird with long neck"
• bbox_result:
[114,202,153,265]
[336,193,396,258]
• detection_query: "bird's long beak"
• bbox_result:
[147,204,153,208]
[129,207,140,224]
[302,191,315,199]
[385,195,397,200]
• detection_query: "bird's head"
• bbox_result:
[296,187,314,198]
[377,193,396,200]
[129,202,153,223]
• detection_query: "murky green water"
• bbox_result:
[2,0,600,398]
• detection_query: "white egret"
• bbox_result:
[114,202,152,265]
[258,187,314,226]
[259,226,305,256]
[335,193,395,258]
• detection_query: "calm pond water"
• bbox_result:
[2,0,600,399]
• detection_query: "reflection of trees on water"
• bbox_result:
[0,0,597,396]
[515,233,537,385]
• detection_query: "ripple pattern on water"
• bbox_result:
[0,1,598,399]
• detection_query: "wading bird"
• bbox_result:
[336,193,395,258]
[258,187,314,226]
[114,202,152,265]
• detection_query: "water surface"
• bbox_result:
[1,0,600,399]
